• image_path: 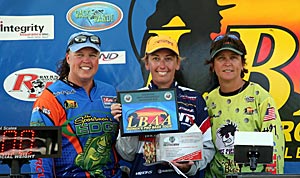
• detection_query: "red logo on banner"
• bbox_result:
[3,68,58,101]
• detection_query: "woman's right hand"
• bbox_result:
[111,103,122,122]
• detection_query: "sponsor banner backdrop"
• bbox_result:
[0,15,54,40]
[0,0,299,175]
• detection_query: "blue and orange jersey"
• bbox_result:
[30,79,122,178]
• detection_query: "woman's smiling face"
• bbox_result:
[212,50,244,83]
[66,47,100,85]
[145,49,180,88]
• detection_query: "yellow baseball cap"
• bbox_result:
[145,35,179,56]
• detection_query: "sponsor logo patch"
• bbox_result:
[66,2,123,31]
[3,68,58,101]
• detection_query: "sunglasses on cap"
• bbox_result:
[213,34,239,42]
[68,35,101,47]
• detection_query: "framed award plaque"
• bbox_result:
[117,89,179,136]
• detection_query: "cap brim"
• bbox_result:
[147,47,179,56]
[69,42,101,52]
[211,47,243,58]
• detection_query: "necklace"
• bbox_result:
[237,85,244,93]
[219,81,247,96]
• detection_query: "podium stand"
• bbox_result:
[226,174,300,178]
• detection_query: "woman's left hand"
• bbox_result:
[171,161,194,173]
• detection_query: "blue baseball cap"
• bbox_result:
[67,32,101,52]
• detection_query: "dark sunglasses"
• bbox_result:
[213,34,239,42]
[68,35,101,47]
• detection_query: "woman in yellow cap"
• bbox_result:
[111,35,215,178]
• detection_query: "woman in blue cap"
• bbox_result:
[30,31,122,178]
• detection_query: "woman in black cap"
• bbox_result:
[204,33,285,178]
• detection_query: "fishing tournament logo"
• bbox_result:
[128,1,300,161]
[120,90,178,135]
[3,68,58,101]
[126,107,172,131]
[66,1,123,31]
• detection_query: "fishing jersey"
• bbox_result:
[116,81,215,178]
[205,81,285,178]
[30,79,122,178]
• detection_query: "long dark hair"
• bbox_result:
[56,53,70,80]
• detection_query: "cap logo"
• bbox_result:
[156,39,173,46]
[145,35,179,56]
